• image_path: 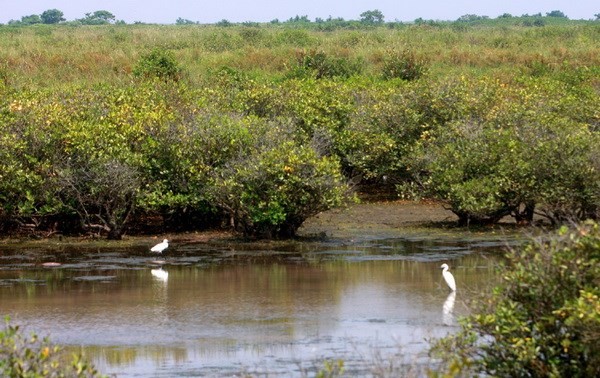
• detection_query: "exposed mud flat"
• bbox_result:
[0,201,526,262]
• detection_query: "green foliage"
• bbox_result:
[56,154,139,240]
[547,10,568,18]
[381,49,428,81]
[359,10,385,25]
[275,29,314,47]
[176,18,196,25]
[40,9,65,24]
[412,76,600,225]
[216,19,232,27]
[419,121,517,224]
[238,81,282,118]
[281,79,355,137]
[0,317,104,377]
[456,14,490,23]
[316,359,345,378]
[0,131,46,219]
[432,222,600,377]
[201,30,243,52]
[0,78,353,238]
[137,109,254,223]
[210,120,352,238]
[80,11,116,25]
[288,50,363,80]
[0,82,185,237]
[336,82,421,181]
[133,48,182,81]
[0,90,61,222]
[19,15,42,25]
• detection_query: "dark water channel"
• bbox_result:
[0,231,521,377]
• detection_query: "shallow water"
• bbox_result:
[0,234,518,377]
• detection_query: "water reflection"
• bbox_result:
[150,268,169,282]
[0,236,509,376]
[442,291,456,326]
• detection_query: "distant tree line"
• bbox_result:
[7,9,120,26]
[4,8,600,27]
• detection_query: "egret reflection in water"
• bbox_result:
[442,291,456,325]
[151,268,169,282]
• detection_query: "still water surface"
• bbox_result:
[0,233,518,376]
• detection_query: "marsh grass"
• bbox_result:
[1,22,598,88]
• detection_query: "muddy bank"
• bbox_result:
[1,200,526,250]
[297,199,529,243]
[300,200,458,234]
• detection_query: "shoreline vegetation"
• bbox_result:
[0,16,599,242]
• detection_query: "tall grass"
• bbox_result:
[1,22,598,88]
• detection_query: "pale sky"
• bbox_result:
[1,0,597,24]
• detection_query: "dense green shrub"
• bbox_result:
[432,222,600,377]
[281,78,355,137]
[0,79,357,238]
[209,120,352,238]
[0,318,104,377]
[1,83,182,237]
[412,76,600,225]
[137,110,260,230]
[381,49,428,81]
[335,83,416,181]
[133,48,182,81]
[418,121,526,224]
[417,117,600,225]
[56,154,139,240]
[334,76,502,185]
[288,50,363,80]
[0,90,66,228]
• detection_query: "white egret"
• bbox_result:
[150,239,169,253]
[440,263,456,291]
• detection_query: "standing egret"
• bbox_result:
[440,263,456,291]
[150,239,169,253]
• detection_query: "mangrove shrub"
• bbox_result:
[432,222,600,377]
[210,120,351,238]
[413,76,600,225]
[0,318,104,377]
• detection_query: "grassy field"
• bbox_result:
[1,21,599,88]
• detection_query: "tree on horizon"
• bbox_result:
[359,9,385,25]
[40,9,65,24]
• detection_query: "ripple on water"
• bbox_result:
[72,275,117,282]
[0,278,47,286]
